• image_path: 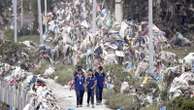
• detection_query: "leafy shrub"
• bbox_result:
[140,104,159,110]
[55,64,74,85]
[0,102,9,110]
[167,96,194,110]
[18,25,32,36]
[4,29,13,41]
[104,64,126,93]
[104,89,140,110]
[33,60,49,75]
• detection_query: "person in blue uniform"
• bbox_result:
[86,69,97,108]
[95,66,106,104]
[73,68,85,107]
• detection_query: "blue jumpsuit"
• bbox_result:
[74,74,85,106]
[86,76,96,105]
[95,72,106,103]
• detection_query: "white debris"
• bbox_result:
[44,66,55,76]
[183,52,194,65]
[120,81,129,94]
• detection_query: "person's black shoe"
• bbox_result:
[87,104,90,107]
[92,105,95,108]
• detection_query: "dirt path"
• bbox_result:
[45,79,111,110]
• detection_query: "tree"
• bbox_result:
[0,0,12,25]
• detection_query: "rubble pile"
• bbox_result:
[38,0,194,107]
[43,0,171,69]
[169,72,194,99]
[0,40,38,71]
[0,0,193,109]
[0,63,61,110]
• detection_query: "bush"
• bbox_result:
[18,25,32,36]
[104,89,140,110]
[0,102,9,110]
[167,96,194,110]
[55,64,74,85]
[4,29,13,41]
[104,64,126,93]
[141,104,159,110]
[33,60,50,75]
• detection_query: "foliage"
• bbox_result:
[55,64,74,85]
[104,89,140,110]
[18,35,39,43]
[31,0,38,34]
[33,60,49,75]
[0,40,37,66]
[104,64,125,93]
[4,29,13,41]
[0,0,12,24]
[0,102,9,110]
[123,0,194,38]
[167,96,194,110]
[18,25,32,36]
[141,104,159,110]
[160,89,169,101]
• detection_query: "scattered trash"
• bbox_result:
[0,63,61,110]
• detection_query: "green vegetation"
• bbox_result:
[103,64,142,109]
[167,96,194,110]
[104,64,126,93]
[0,102,9,110]
[165,45,194,58]
[104,89,140,110]
[4,28,39,43]
[18,35,39,43]
[141,104,159,110]
[33,60,50,75]
[0,0,12,25]
[4,29,13,41]
[33,59,74,85]
[55,64,74,85]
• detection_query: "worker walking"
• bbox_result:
[86,69,97,108]
[73,68,85,108]
[95,66,106,104]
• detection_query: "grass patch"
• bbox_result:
[104,89,140,110]
[33,60,75,85]
[55,64,74,85]
[18,35,40,43]
[4,28,39,44]
[165,45,194,58]
[33,60,50,75]
[140,104,159,110]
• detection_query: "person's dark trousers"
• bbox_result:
[80,90,84,105]
[76,90,84,106]
[87,89,94,105]
[96,86,103,103]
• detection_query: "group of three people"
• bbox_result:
[73,66,106,108]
